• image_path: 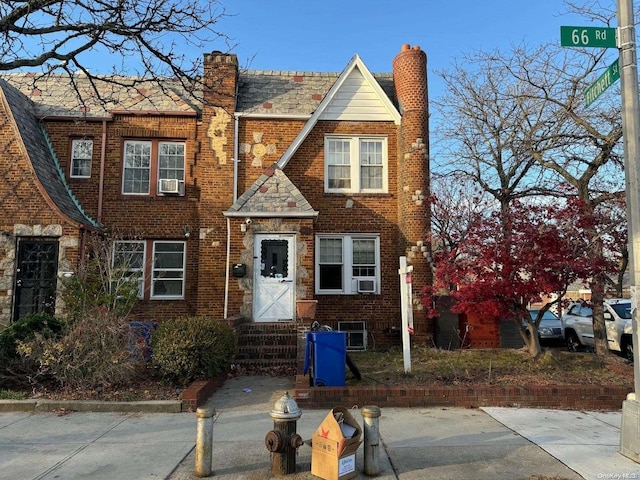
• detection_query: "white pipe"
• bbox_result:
[224,217,231,319]
[233,114,240,203]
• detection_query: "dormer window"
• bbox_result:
[325,136,387,194]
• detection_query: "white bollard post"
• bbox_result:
[362,405,381,476]
[195,405,215,477]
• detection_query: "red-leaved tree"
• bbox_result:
[424,198,622,357]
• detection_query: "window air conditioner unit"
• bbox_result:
[338,321,367,351]
[158,178,182,194]
[357,278,376,293]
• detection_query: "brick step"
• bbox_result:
[237,332,298,347]
[236,344,297,357]
[235,322,299,335]
[233,322,300,370]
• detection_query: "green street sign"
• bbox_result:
[585,58,620,107]
[561,26,617,48]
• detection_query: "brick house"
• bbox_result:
[0,44,432,350]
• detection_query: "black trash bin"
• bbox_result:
[304,331,347,387]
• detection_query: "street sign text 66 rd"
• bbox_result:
[560,26,617,48]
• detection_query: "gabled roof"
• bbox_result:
[1,56,399,121]
[236,70,396,117]
[0,79,102,230]
[276,54,401,169]
[224,165,318,218]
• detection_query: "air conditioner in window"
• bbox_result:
[338,321,367,351]
[158,178,183,194]
[357,278,376,293]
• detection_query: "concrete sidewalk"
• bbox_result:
[1,376,640,479]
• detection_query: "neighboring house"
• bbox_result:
[0,44,432,346]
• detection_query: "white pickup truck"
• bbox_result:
[561,298,633,360]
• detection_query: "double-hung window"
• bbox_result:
[112,241,145,298]
[111,240,186,300]
[151,241,186,299]
[325,136,387,193]
[70,139,93,178]
[122,140,185,195]
[316,234,380,294]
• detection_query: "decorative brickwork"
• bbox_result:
[0,46,434,350]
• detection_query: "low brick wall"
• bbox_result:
[293,375,631,410]
[181,374,227,412]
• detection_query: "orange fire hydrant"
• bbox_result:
[265,392,303,476]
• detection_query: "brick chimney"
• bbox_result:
[392,44,432,339]
[202,51,239,113]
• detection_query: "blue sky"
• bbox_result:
[218,0,592,99]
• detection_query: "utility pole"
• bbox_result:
[618,0,640,461]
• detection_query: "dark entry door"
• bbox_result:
[13,240,59,321]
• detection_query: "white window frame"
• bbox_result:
[315,234,380,295]
[70,139,93,178]
[151,241,186,300]
[324,136,388,194]
[122,140,186,196]
[112,240,146,299]
[122,140,152,195]
[158,142,185,183]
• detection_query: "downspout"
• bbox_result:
[224,216,231,319]
[224,115,240,319]
[97,120,107,222]
[233,113,240,202]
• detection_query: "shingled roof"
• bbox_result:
[236,71,396,116]
[0,79,102,229]
[225,165,318,218]
[1,69,396,119]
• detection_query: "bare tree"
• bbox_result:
[430,173,491,256]
[435,40,625,355]
[0,0,232,103]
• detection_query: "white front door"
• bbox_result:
[253,234,295,322]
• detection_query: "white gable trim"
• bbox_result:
[276,55,400,169]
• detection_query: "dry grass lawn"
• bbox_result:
[345,345,634,388]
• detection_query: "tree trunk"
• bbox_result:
[591,274,609,356]
[519,320,542,357]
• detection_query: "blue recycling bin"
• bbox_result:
[304,331,347,387]
[128,321,158,361]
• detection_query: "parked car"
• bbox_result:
[527,308,564,345]
[561,299,633,360]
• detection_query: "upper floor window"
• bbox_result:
[315,234,380,295]
[122,140,185,195]
[70,139,93,178]
[325,136,387,193]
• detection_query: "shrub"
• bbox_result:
[0,313,64,362]
[151,316,237,386]
[17,308,142,389]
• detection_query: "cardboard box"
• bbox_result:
[311,407,362,480]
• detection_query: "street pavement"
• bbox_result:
[1,375,639,479]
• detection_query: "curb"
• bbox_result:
[0,375,225,414]
[0,399,183,413]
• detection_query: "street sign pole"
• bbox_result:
[618,0,640,463]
